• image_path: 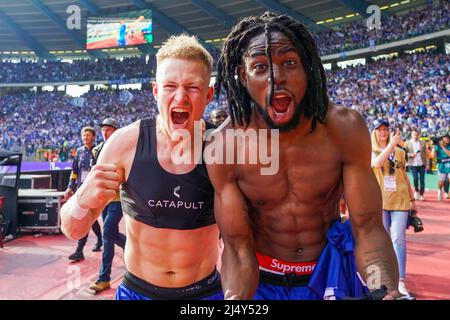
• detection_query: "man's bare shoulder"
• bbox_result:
[326,103,365,129]
[325,104,369,141]
[325,104,371,162]
[109,120,139,147]
[98,120,140,164]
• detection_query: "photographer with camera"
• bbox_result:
[371,119,417,299]
[431,134,450,200]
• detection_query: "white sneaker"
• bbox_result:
[414,192,419,200]
[419,195,425,201]
[438,190,443,201]
[398,280,411,296]
[445,193,449,199]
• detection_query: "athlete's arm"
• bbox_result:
[60,129,125,240]
[206,134,258,300]
[330,107,400,299]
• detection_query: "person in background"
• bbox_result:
[89,118,127,293]
[209,108,228,127]
[404,128,428,201]
[431,134,450,200]
[371,119,416,299]
[64,126,103,261]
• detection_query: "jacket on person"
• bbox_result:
[404,139,427,167]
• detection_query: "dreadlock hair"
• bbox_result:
[216,11,329,132]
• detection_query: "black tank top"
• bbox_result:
[120,118,215,230]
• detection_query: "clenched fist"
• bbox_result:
[77,164,120,209]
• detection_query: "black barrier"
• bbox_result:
[8,168,70,236]
[0,159,70,238]
[0,150,22,238]
[19,169,72,192]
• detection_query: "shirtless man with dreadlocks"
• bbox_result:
[207,12,402,300]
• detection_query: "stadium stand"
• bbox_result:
[1,50,448,160]
[0,1,448,83]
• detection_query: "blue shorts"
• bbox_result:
[115,269,223,300]
[254,220,368,300]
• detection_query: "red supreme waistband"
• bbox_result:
[256,253,317,276]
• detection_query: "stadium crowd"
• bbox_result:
[0,56,155,83]
[328,51,450,136]
[0,89,157,160]
[0,1,448,83]
[315,0,449,55]
[0,49,448,161]
[0,51,221,84]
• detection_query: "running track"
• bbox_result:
[0,190,448,300]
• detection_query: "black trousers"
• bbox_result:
[75,220,102,252]
[410,165,425,195]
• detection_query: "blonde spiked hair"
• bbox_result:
[156,34,213,74]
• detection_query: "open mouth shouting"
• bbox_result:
[267,92,295,125]
[170,107,190,129]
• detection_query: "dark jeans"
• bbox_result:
[76,220,102,251]
[410,165,425,195]
[98,202,126,282]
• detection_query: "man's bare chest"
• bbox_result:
[237,140,343,209]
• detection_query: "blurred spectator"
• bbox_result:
[404,129,428,201]
[64,126,103,262]
[371,119,416,299]
[431,134,450,200]
[89,118,127,293]
[209,108,228,126]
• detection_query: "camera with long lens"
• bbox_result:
[408,209,424,233]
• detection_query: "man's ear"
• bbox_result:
[152,81,158,100]
[206,85,214,105]
[238,64,247,88]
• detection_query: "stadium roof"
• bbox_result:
[0,0,429,59]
